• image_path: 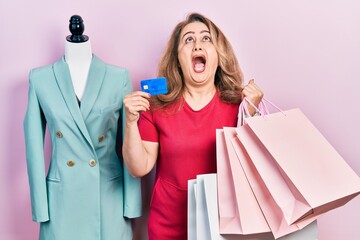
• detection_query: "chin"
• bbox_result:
[191,75,210,84]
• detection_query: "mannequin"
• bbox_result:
[65,14,92,100]
[23,14,141,240]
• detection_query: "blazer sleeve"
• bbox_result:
[121,70,142,218]
[23,69,49,222]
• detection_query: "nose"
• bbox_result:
[193,43,202,51]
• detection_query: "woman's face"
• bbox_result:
[177,21,219,88]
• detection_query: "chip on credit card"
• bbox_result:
[140,77,168,96]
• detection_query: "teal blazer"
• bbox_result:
[23,55,141,240]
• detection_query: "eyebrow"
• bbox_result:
[182,30,210,39]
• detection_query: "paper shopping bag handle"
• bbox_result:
[238,97,284,126]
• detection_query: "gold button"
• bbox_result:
[56,131,63,138]
[67,160,75,167]
[89,159,97,167]
[98,135,105,142]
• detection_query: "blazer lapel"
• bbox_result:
[80,55,105,120]
[53,57,94,151]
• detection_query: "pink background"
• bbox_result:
[1,0,359,239]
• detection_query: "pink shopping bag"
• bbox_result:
[216,129,243,234]
[236,99,360,234]
[217,127,271,235]
[233,127,318,239]
[241,107,360,223]
[223,127,270,234]
[216,97,272,235]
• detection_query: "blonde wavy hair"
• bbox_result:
[152,12,244,109]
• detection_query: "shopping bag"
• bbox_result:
[220,128,270,234]
[236,99,360,231]
[278,221,318,240]
[188,179,197,240]
[216,129,242,234]
[189,174,220,240]
[231,133,318,238]
[195,175,212,240]
[197,173,275,240]
[216,98,272,235]
[198,174,220,239]
[190,173,318,240]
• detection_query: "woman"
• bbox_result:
[123,12,263,239]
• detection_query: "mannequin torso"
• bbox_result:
[24,14,141,240]
[64,39,92,100]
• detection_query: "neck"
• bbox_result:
[183,84,217,111]
[184,84,216,99]
[64,39,92,63]
[64,39,93,100]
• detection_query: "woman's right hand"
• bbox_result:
[123,91,151,124]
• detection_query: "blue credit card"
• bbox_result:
[140,77,168,96]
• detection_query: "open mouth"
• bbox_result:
[192,55,206,73]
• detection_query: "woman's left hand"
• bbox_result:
[242,79,264,116]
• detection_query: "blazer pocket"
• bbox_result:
[94,103,121,132]
[46,177,61,183]
[107,174,122,182]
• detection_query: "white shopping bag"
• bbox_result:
[188,179,197,240]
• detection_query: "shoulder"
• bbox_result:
[216,95,239,115]
[95,55,129,76]
[216,91,240,107]
[103,62,131,87]
[28,58,60,84]
[29,60,56,77]
[106,64,129,76]
[94,56,132,90]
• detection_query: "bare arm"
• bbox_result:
[122,91,158,178]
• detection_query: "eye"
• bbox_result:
[203,36,212,42]
[185,37,194,43]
